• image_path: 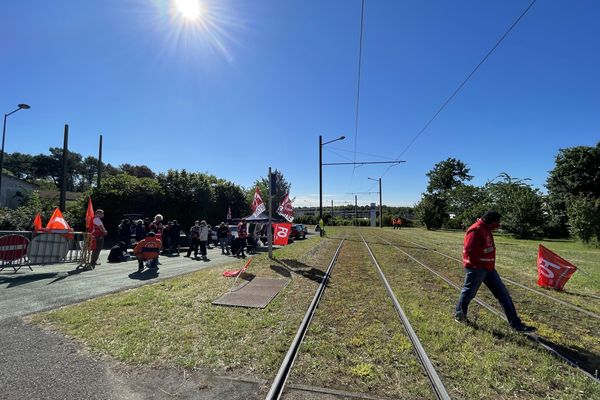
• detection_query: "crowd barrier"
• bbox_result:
[0,231,92,273]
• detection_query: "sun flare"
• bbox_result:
[174,0,202,20]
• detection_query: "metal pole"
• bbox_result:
[268,167,273,259]
[97,134,103,188]
[355,195,358,226]
[331,199,333,219]
[59,124,69,211]
[379,178,383,228]
[319,135,322,222]
[0,114,7,206]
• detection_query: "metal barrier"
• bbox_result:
[0,231,92,272]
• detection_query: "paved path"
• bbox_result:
[0,246,242,320]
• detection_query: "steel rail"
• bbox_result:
[391,232,600,320]
[376,234,600,384]
[360,233,451,400]
[265,238,345,400]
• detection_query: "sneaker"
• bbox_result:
[454,314,469,324]
[513,324,537,333]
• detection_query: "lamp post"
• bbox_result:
[368,177,382,228]
[0,104,30,206]
[319,134,345,222]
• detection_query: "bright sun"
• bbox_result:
[175,0,202,20]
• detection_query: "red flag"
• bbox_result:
[276,193,294,222]
[46,208,72,231]
[86,198,95,232]
[223,257,254,277]
[33,213,43,231]
[273,223,292,246]
[251,187,266,217]
[537,245,577,290]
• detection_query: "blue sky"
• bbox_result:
[2,0,599,207]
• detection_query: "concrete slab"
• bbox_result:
[212,277,289,308]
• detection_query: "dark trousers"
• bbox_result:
[91,236,104,265]
[455,267,523,328]
[199,241,207,256]
[187,238,200,257]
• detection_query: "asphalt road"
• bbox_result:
[0,246,240,320]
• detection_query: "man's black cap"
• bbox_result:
[482,211,501,224]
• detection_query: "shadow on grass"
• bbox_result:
[477,323,600,378]
[274,259,325,284]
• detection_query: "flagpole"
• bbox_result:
[268,167,273,259]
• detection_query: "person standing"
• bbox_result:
[134,219,146,243]
[90,209,107,267]
[319,218,325,237]
[198,220,209,259]
[133,232,162,273]
[186,221,201,258]
[217,222,230,255]
[236,218,247,258]
[170,220,182,255]
[455,211,536,332]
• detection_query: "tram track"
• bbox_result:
[266,232,452,399]
[389,231,600,320]
[373,232,600,384]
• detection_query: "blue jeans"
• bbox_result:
[455,267,523,328]
[219,237,229,253]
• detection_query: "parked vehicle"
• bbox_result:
[291,224,308,239]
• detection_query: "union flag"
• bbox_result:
[251,187,266,217]
[537,245,577,290]
[277,193,294,222]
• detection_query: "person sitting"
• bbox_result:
[107,241,130,263]
[133,232,162,273]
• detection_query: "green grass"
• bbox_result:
[33,236,335,378]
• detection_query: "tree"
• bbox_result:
[485,174,546,239]
[426,158,473,194]
[546,142,600,237]
[78,156,100,191]
[567,196,600,244]
[119,163,156,179]
[249,169,292,215]
[447,184,488,229]
[415,194,448,230]
[4,152,36,181]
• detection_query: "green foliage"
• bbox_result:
[0,192,58,231]
[426,158,473,194]
[485,174,546,239]
[567,196,600,244]
[447,184,487,229]
[546,142,600,236]
[415,194,447,230]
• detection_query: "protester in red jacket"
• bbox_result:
[455,211,536,332]
[133,232,162,273]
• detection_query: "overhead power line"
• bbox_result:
[371,0,538,189]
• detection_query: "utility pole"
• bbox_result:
[97,134,103,188]
[59,124,69,212]
[354,195,358,226]
[319,135,322,222]
[268,167,273,259]
[331,199,334,219]
[378,177,382,228]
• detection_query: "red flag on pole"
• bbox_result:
[45,208,71,231]
[33,213,43,231]
[276,193,294,222]
[273,223,292,245]
[86,198,95,232]
[537,245,577,290]
[251,187,266,217]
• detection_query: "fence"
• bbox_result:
[0,231,92,273]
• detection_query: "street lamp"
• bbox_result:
[319,134,345,222]
[368,177,382,228]
[1,104,31,206]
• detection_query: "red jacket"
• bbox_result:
[463,218,496,271]
[133,237,162,260]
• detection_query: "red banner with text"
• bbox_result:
[273,223,292,246]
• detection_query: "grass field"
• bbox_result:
[32,227,600,399]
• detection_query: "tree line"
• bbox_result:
[415,142,600,243]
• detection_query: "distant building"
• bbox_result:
[0,174,38,209]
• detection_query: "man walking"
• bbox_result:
[186,221,201,258]
[455,211,536,332]
[198,220,209,259]
[217,222,230,255]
